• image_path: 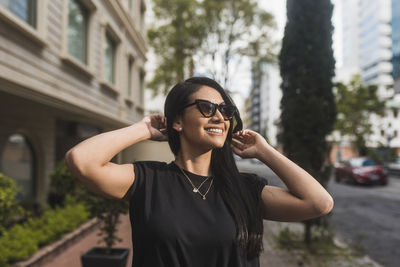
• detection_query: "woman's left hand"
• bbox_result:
[231,129,269,159]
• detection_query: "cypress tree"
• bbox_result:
[279,0,336,245]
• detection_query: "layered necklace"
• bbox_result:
[176,163,214,200]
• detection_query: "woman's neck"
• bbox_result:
[174,151,213,177]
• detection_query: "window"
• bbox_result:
[140,0,145,31]
[139,69,145,105]
[104,31,116,84]
[349,158,377,167]
[128,0,133,13]
[62,0,96,75]
[100,22,121,91]
[1,0,37,27]
[67,0,88,64]
[127,57,134,97]
[0,134,36,201]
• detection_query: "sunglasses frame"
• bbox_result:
[180,99,237,121]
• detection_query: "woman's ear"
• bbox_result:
[172,116,183,132]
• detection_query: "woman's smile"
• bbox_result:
[205,126,224,135]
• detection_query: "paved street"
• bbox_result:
[236,159,400,267]
[328,175,400,267]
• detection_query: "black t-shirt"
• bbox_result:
[129,161,268,267]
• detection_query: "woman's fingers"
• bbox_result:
[232,139,246,150]
[231,145,242,156]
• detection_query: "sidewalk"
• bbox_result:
[260,220,383,267]
[39,215,382,267]
[41,215,133,267]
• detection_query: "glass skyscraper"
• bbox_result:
[393,0,400,92]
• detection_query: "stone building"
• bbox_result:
[0,0,173,208]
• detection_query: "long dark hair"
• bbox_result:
[164,77,264,260]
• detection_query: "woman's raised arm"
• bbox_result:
[65,114,167,200]
[232,129,334,222]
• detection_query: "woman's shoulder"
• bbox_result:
[133,160,170,171]
[133,160,167,165]
[239,172,268,186]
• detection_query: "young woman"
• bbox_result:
[65,77,334,267]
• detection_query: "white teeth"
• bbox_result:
[206,128,222,133]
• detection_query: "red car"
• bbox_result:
[334,157,388,185]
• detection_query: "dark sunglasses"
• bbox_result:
[180,99,237,121]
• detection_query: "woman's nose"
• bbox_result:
[212,108,224,121]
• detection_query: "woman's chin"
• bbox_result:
[211,141,225,149]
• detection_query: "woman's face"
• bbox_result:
[174,86,231,152]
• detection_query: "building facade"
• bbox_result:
[248,61,282,147]
[337,0,400,156]
[358,0,393,97]
[0,0,173,208]
[339,0,360,82]
[393,0,400,93]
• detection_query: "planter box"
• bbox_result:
[81,247,129,267]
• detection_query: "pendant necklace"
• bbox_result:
[176,164,214,200]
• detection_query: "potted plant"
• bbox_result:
[80,194,130,267]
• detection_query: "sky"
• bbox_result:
[144,0,343,114]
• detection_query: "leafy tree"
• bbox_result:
[333,75,386,155]
[279,0,336,246]
[196,0,275,90]
[147,0,207,95]
[147,0,275,95]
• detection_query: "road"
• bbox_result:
[328,173,400,267]
[236,159,400,267]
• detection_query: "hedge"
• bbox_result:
[0,173,24,230]
[0,202,90,267]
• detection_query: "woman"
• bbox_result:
[65,77,334,267]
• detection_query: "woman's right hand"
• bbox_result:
[141,114,168,141]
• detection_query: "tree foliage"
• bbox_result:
[333,75,386,155]
[147,0,275,95]
[279,0,336,246]
[147,0,207,95]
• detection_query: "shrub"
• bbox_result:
[0,202,90,266]
[48,160,83,207]
[367,146,397,163]
[0,173,24,231]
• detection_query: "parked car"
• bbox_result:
[387,156,400,176]
[334,157,388,185]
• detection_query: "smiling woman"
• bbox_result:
[65,76,334,267]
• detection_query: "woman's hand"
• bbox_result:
[232,129,269,159]
[141,114,168,142]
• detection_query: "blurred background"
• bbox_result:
[0,0,399,266]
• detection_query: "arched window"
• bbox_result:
[0,134,36,201]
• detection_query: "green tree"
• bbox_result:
[196,0,275,90]
[147,0,208,95]
[333,75,386,155]
[148,0,275,95]
[279,0,336,246]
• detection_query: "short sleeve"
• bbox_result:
[128,161,166,200]
[240,172,268,200]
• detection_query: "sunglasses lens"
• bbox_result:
[220,105,236,119]
[198,102,215,117]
